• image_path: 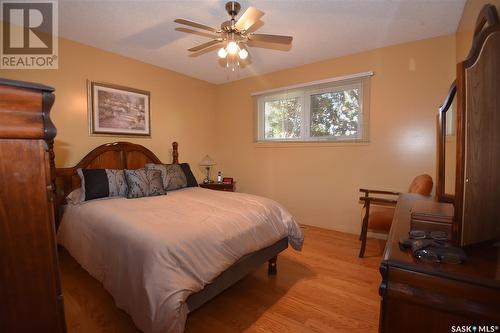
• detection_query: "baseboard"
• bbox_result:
[298,223,388,240]
[367,231,388,240]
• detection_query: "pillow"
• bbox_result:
[77,168,128,202]
[66,188,117,205]
[145,163,187,191]
[66,188,82,205]
[124,168,165,198]
[179,163,198,187]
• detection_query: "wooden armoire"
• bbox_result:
[437,4,500,246]
[0,78,66,332]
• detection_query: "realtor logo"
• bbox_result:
[1,0,58,69]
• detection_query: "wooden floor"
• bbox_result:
[59,226,385,333]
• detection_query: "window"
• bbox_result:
[255,73,371,142]
[263,93,302,140]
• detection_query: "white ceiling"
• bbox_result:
[59,0,466,84]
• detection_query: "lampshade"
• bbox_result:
[199,155,216,166]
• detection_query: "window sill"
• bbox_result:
[253,140,370,148]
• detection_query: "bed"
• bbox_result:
[53,141,303,333]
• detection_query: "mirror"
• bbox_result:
[444,97,456,196]
[436,81,456,203]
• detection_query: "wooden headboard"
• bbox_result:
[52,141,179,222]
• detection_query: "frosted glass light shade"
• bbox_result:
[199,155,216,166]
[217,48,227,58]
[226,41,239,55]
[238,48,248,60]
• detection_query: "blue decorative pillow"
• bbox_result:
[124,168,165,198]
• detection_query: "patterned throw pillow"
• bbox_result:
[124,168,165,198]
[106,169,128,196]
[77,168,128,202]
[145,164,187,191]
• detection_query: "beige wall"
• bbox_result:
[456,0,500,62]
[0,15,466,235]
[213,35,455,233]
[0,37,217,180]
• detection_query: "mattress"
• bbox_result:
[57,187,303,333]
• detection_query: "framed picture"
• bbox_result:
[222,177,233,184]
[88,81,151,137]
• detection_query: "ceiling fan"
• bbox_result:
[174,1,293,70]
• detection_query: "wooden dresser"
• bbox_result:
[379,194,500,332]
[0,79,66,332]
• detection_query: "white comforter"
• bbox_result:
[57,187,303,333]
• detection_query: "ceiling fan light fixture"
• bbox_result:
[175,1,293,72]
[238,48,248,60]
[226,41,239,55]
[217,47,228,58]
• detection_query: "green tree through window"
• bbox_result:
[264,97,301,139]
[310,88,360,137]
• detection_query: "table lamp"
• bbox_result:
[199,155,216,184]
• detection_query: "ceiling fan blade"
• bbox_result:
[189,43,223,58]
[175,27,220,39]
[174,19,218,33]
[188,39,222,52]
[249,33,293,44]
[235,7,264,32]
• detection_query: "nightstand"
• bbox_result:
[199,182,235,192]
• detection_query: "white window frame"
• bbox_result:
[254,72,372,143]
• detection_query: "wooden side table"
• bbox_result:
[199,182,235,192]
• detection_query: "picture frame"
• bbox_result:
[88,81,151,137]
[222,177,233,184]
